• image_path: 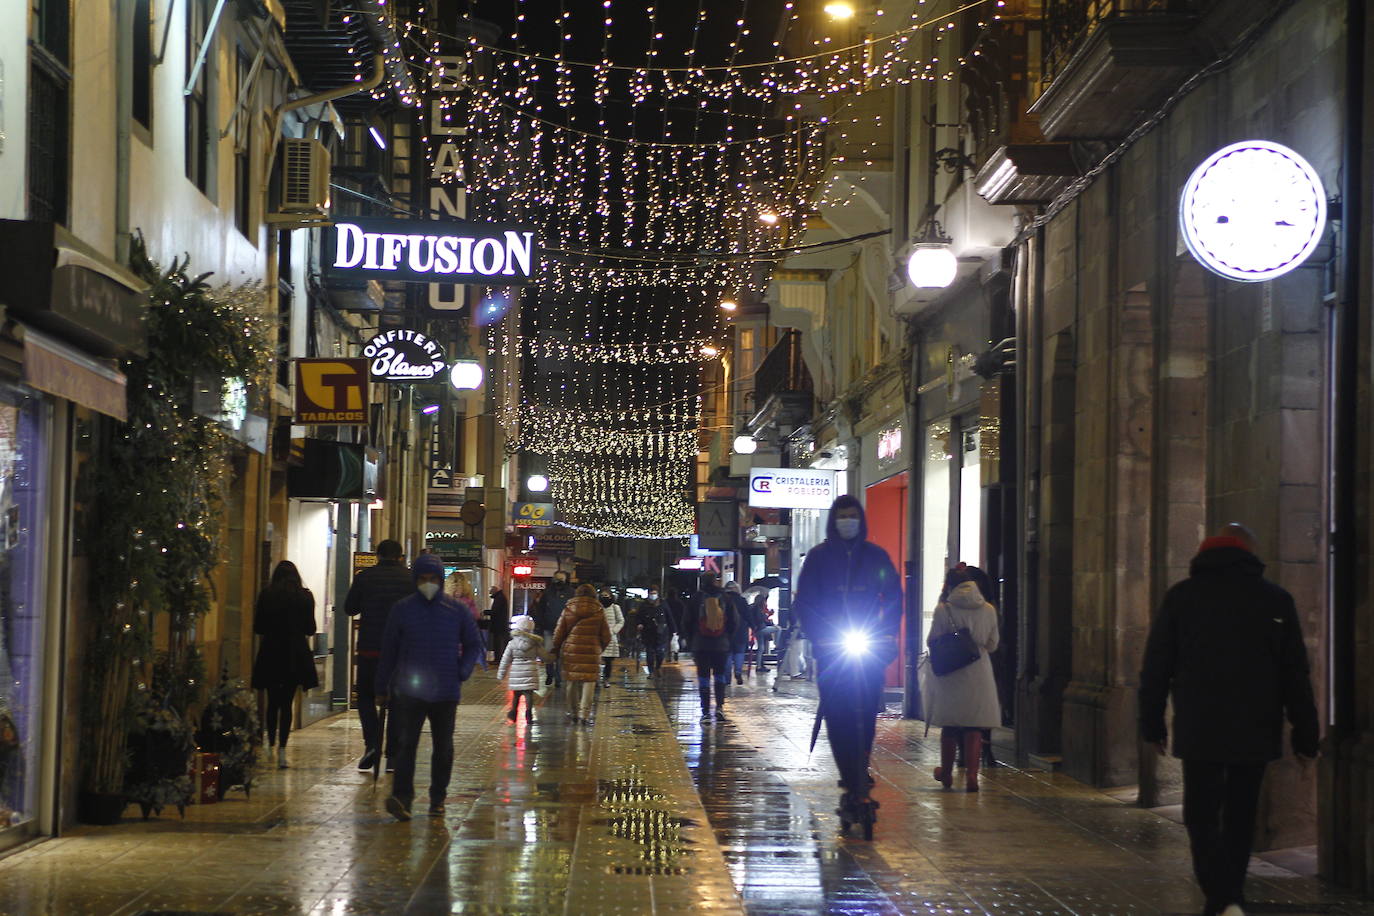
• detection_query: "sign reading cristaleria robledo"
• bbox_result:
[748,467,838,510]
[362,329,446,383]
[325,217,538,284]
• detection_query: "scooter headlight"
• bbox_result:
[841,629,871,657]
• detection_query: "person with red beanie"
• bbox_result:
[1139,523,1319,916]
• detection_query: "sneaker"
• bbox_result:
[700,709,713,721]
[506,708,518,722]
[277,748,288,769]
[358,748,379,771]
[385,759,395,774]
[428,802,444,817]
[734,674,743,685]
[714,709,728,721]
[385,796,412,822]
[1219,906,1245,916]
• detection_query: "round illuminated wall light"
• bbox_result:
[907,244,958,289]
[449,359,485,390]
[526,474,549,492]
[732,435,758,455]
[1180,140,1326,282]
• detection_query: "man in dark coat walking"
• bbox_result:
[1139,523,1319,916]
[376,553,484,821]
[343,539,413,771]
[487,585,510,664]
[794,495,901,823]
[683,575,738,720]
[536,570,575,686]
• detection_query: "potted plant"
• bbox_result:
[196,669,259,800]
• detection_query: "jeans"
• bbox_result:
[354,657,392,756]
[1182,760,1267,915]
[645,641,665,673]
[753,626,779,667]
[566,680,596,719]
[694,650,729,712]
[728,650,747,678]
[264,684,296,747]
[389,693,458,808]
[815,654,884,792]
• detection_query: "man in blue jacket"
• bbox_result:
[376,553,483,821]
[794,494,901,834]
[343,539,414,772]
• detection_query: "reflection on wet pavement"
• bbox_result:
[0,662,1370,915]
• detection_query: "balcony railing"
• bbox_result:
[1043,0,1200,83]
[753,331,813,412]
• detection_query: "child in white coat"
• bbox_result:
[499,615,547,723]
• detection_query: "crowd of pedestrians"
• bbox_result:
[283,497,1318,915]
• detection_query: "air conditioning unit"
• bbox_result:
[269,138,330,222]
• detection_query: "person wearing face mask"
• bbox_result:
[598,589,625,686]
[794,494,901,839]
[637,590,669,677]
[375,553,484,822]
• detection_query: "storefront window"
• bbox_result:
[0,387,48,832]
[959,427,982,568]
[922,421,951,630]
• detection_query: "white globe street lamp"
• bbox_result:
[733,434,758,455]
[527,474,549,492]
[907,243,958,289]
[449,359,485,390]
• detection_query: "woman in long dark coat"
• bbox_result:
[252,561,318,769]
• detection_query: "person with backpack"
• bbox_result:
[794,495,901,837]
[683,575,739,720]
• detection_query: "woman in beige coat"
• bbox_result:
[926,565,1001,792]
[552,584,611,725]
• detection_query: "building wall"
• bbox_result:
[1027,0,1343,847]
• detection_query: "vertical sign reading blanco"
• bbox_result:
[748,468,838,509]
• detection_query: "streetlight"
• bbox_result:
[824,1,855,19]
[907,243,958,289]
[733,434,758,455]
[701,344,720,358]
[449,358,484,390]
[758,211,780,225]
[527,474,549,492]
[719,300,738,312]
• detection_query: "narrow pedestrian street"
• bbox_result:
[1,664,1367,916]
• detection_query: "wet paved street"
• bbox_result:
[1,661,1371,915]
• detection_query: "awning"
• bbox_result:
[21,326,128,420]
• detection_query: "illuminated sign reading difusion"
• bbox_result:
[325,218,538,284]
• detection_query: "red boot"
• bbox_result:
[963,729,983,792]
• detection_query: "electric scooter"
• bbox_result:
[810,628,889,840]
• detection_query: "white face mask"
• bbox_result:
[835,518,862,540]
[417,582,440,600]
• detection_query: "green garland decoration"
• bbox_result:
[78,235,272,798]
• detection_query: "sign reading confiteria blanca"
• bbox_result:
[362,329,446,383]
[325,217,538,284]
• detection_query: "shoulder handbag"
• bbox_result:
[929,606,980,675]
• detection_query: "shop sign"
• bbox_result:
[532,532,576,555]
[428,536,482,564]
[695,500,738,550]
[352,552,378,575]
[361,329,447,383]
[513,501,555,528]
[1179,140,1326,282]
[325,217,538,284]
[877,424,903,469]
[748,467,838,510]
[294,358,369,424]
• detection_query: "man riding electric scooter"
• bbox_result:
[794,494,902,839]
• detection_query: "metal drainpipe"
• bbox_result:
[1332,0,1363,747]
[903,320,925,719]
[115,0,134,264]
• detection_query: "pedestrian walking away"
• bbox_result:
[1139,523,1319,916]
[343,539,413,773]
[498,615,547,724]
[537,571,575,686]
[251,561,319,770]
[684,575,739,720]
[723,581,755,684]
[375,553,484,821]
[922,563,1001,793]
[638,591,669,676]
[487,585,511,664]
[794,495,901,839]
[599,589,624,685]
[553,584,611,724]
